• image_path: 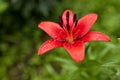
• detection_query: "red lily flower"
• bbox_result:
[38,10,110,62]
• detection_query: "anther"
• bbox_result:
[66,12,70,23]
[73,14,77,22]
[66,12,70,19]
[59,16,63,27]
[66,24,70,31]
[74,20,78,27]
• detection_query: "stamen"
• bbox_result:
[74,20,78,27]
[73,14,76,22]
[59,16,63,27]
[66,11,70,31]
[66,24,70,31]
[66,11,70,19]
[59,22,63,28]
[66,12,69,23]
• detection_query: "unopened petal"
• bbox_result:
[38,21,66,41]
[81,31,111,42]
[63,41,85,62]
[38,39,63,55]
[74,13,98,39]
[62,10,74,28]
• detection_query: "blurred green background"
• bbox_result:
[0,0,120,80]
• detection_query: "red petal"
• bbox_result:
[73,13,98,39]
[81,31,111,42]
[38,21,66,41]
[63,41,85,62]
[38,39,63,55]
[62,10,74,28]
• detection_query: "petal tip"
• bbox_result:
[38,22,44,28]
[102,34,111,42]
[107,37,111,42]
[38,50,43,56]
[74,57,84,63]
[91,13,98,17]
[38,22,42,28]
[38,53,41,56]
[92,13,98,20]
[88,13,98,20]
[64,10,73,13]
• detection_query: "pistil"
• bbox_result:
[68,33,74,44]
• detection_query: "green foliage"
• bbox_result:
[0,0,120,80]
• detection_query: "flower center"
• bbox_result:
[67,34,74,44]
[59,11,78,44]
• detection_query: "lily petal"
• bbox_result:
[62,10,74,28]
[81,31,111,42]
[38,21,66,41]
[38,39,63,55]
[63,41,85,62]
[74,13,98,39]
